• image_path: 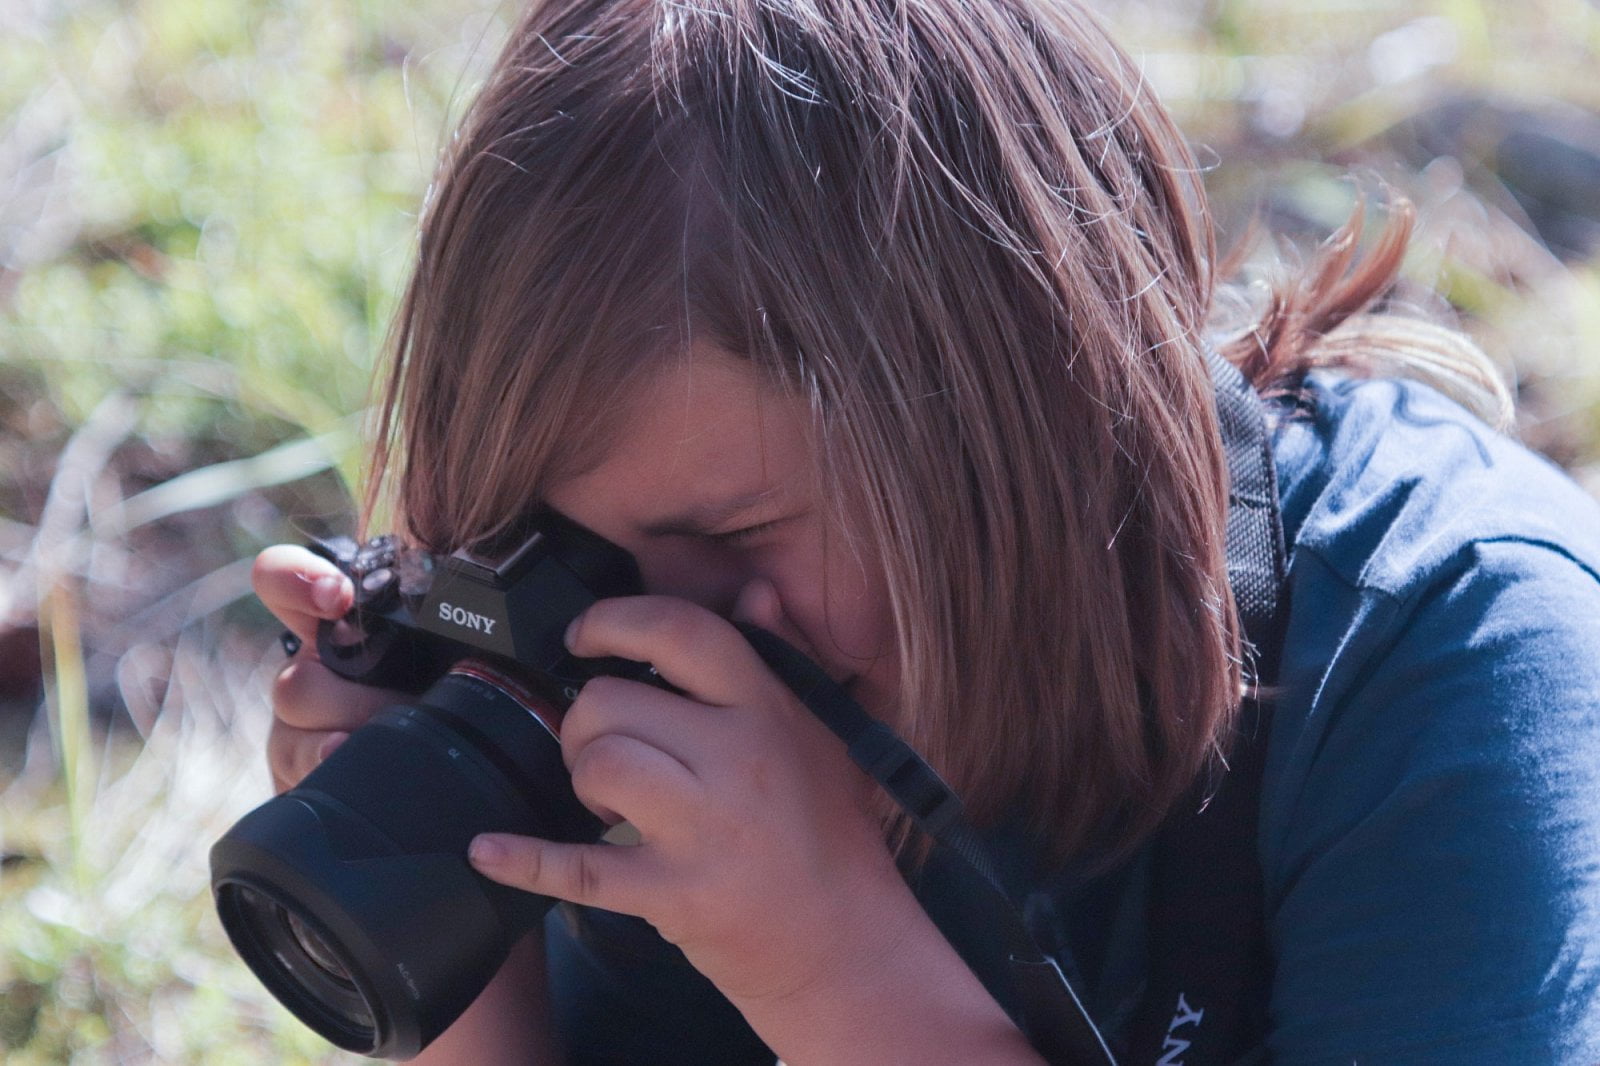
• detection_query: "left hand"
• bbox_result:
[467,580,919,1007]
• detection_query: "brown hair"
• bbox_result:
[1213,198,1510,425]
[368,0,1499,862]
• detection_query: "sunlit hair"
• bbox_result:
[367,0,1504,862]
[1212,199,1510,426]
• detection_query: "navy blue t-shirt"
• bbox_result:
[546,372,1600,1063]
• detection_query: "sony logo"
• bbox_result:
[438,602,498,635]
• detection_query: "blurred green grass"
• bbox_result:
[1,0,1598,1062]
[0,0,497,479]
[2,1,515,1060]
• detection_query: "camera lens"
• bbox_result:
[212,660,608,1058]
[285,907,355,985]
[215,882,379,1051]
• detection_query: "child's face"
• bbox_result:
[544,348,901,721]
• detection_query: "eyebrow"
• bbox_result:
[635,489,781,537]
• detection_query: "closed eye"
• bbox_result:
[705,518,787,545]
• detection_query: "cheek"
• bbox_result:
[773,539,899,715]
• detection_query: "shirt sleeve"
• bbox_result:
[545,903,776,1065]
[1261,538,1600,1064]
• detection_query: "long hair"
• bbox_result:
[366,0,1496,862]
[1213,198,1510,424]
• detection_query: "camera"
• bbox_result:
[210,511,661,1060]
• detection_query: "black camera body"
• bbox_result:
[210,512,659,1060]
[308,510,656,697]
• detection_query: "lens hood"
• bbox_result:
[213,794,514,1058]
[211,669,601,1059]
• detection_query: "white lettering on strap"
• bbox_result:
[1155,994,1205,1066]
[1156,1037,1191,1066]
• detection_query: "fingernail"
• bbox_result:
[318,732,349,762]
[312,575,347,614]
[470,834,508,867]
[563,613,583,650]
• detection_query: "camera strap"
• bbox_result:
[738,346,1286,1066]
[1118,349,1287,1065]
[736,621,1118,1065]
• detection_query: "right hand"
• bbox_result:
[253,544,406,792]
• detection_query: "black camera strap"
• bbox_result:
[736,621,1118,1065]
[740,346,1286,1066]
[1119,347,1287,1065]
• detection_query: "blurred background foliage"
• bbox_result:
[1,0,1597,1061]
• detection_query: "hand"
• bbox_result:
[252,544,405,792]
[466,580,917,1007]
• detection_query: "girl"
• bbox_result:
[253,0,1600,1060]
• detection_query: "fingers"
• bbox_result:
[267,718,349,793]
[567,731,699,835]
[268,655,403,791]
[558,679,713,831]
[468,832,657,916]
[564,595,776,706]
[560,677,707,774]
[252,544,353,646]
[256,543,368,792]
[271,655,396,732]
